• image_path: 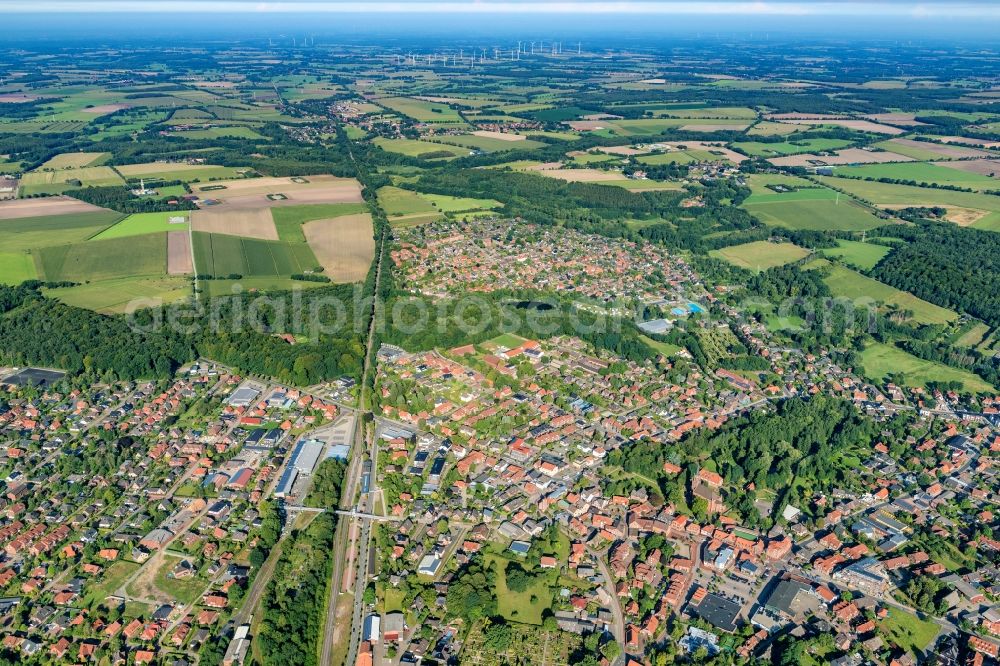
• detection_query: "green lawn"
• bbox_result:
[820,239,892,270]
[860,343,993,393]
[743,186,839,205]
[91,211,191,240]
[815,175,1000,213]
[271,203,369,242]
[807,259,956,325]
[484,553,552,625]
[710,240,811,270]
[83,560,140,607]
[0,251,38,285]
[879,608,941,656]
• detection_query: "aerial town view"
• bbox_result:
[2,1,1000,665]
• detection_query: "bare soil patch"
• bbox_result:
[192,175,363,211]
[83,104,131,114]
[303,213,375,283]
[932,159,1000,177]
[0,196,108,220]
[770,148,915,167]
[167,231,193,274]
[191,208,278,240]
[536,168,622,182]
[864,113,927,126]
[0,94,36,103]
[778,119,906,135]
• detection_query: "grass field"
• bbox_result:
[820,239,892,270]
[807,259,956,325]
[200,276,328,297]
[815,175,1000,212]
[377,96,465,123]
[82,560,140,607]
[0,210,123,251]
[834,161,999,190]
[744,186,840,205]
[732,138,853,157]
[271,203,369,242]
[170,126,265,140]
[437,134,545,153]
[421,193,501,213]
[860,343,993,393]
[744,195,887,231]
[192,231,320,277]
[641,335,682,357]
[374,137,471,159]
[710,240,811,270]
[47,276,190,312]
[91,211,191,240]
[954,322,991,348]
[483,553,552,625]
[116,162,249,182]
[36,233,167,282]
[0,251,38,284]
[19,165,125,195]
[38,151,110,169]
[378,185,439,219]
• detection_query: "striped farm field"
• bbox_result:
[710,241,810,271]
[35,233,167,283]
[191,231,320,277]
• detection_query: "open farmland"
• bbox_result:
[833,161,1000,191]
[710,241,810,271]
[743,190,887,231]
[732,138,853,157]
[0,251,38,285]
[271,203,370,242]
[191,232,320,277]
[374,137,471,159]
[46,275,191,313]
[1,210,123,251]
[877,138,994,160]
[19,166,125,195]
[535,168,623,182]
[302,213,375,282]
[92,212,190,240]
[191,208,278,240]
[0,195,111,220]
[191,175,363,211]
[437,134,545,152]
[806,259,956,325]
[116,162,250,182]
[38,151,110,169]
[861,343,993,393]
[35,233,167,283]
[820,239,892,270]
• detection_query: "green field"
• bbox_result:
[816,175,1000,212]
[744,195,887,231]
[82,560,140,607]
[91,211,191,240]
[377,97,465,123]
[834,161,999,190]
[377,185,439,219]
[192,231,320,277]
[421,193,502,213]
[710,240,811,270]
[744,186,839,205]
[820,239,892,270]
[35,233,167,282]
[171,126,265,140]
[0,210,123,251]
[271,203,369,242]
[641,335,682,357]
[954,322,991,348]
[745,173,817,196]
[484,553,551,625]
[47,275,191,313]
[860,343,994,393]
[374,137,471,159]
[436,134,545,153]
[38,151,110,169]
[807,259,956,325]
[0,251,38,285]
[116,162,249,182]
[19,165,125,195]
[200,276,328,298]
[733,138,853,157]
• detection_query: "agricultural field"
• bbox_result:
[743,189,887,231]
[46,276,191,313]
[191,232,321,278]
[436,134,546,153]
[820,239,892,270]
[272,203,370,242]
[1,209,123,252]
[116,162,250,182]
[732,137,853,157]
[377,96,465,123]
[709,240,811,270]
[0,251,38,285]
[860,343,993,393]
[91,211,191,240]
[19,165,125,195]
[833,161,1000,191]
[373,137,471,159]
[169,126,266,140]
[806,258,956,325]
[302,213,375,282]
[38,151,110,169]
[35,234,167,283]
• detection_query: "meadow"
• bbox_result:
[19,166,125,195]
[191,232,320,277]
[436,134,545,153]
[744,195,886,232]
[0,251,38,285]
[834,161,999,190]
[38,151,110,169]
[272,203,370,242]
[373,137,470,159]
[377,96,465,123]
[819,239,892,270]
[1,210,123,251]
[732,137,853,157]
[91,212,191,240]
[46,276,191,313]
[709,240,811,270]
[860,343,993,393]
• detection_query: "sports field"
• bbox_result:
[744,195,886,231]
[191,231,321,277]
[91,212,191,240]
[807,259,956,325]
[820,239,892,270]
[710,241,810,270]
[36,234,167,282]
[860,343,993,393]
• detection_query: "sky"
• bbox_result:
[3,1,1000,41]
